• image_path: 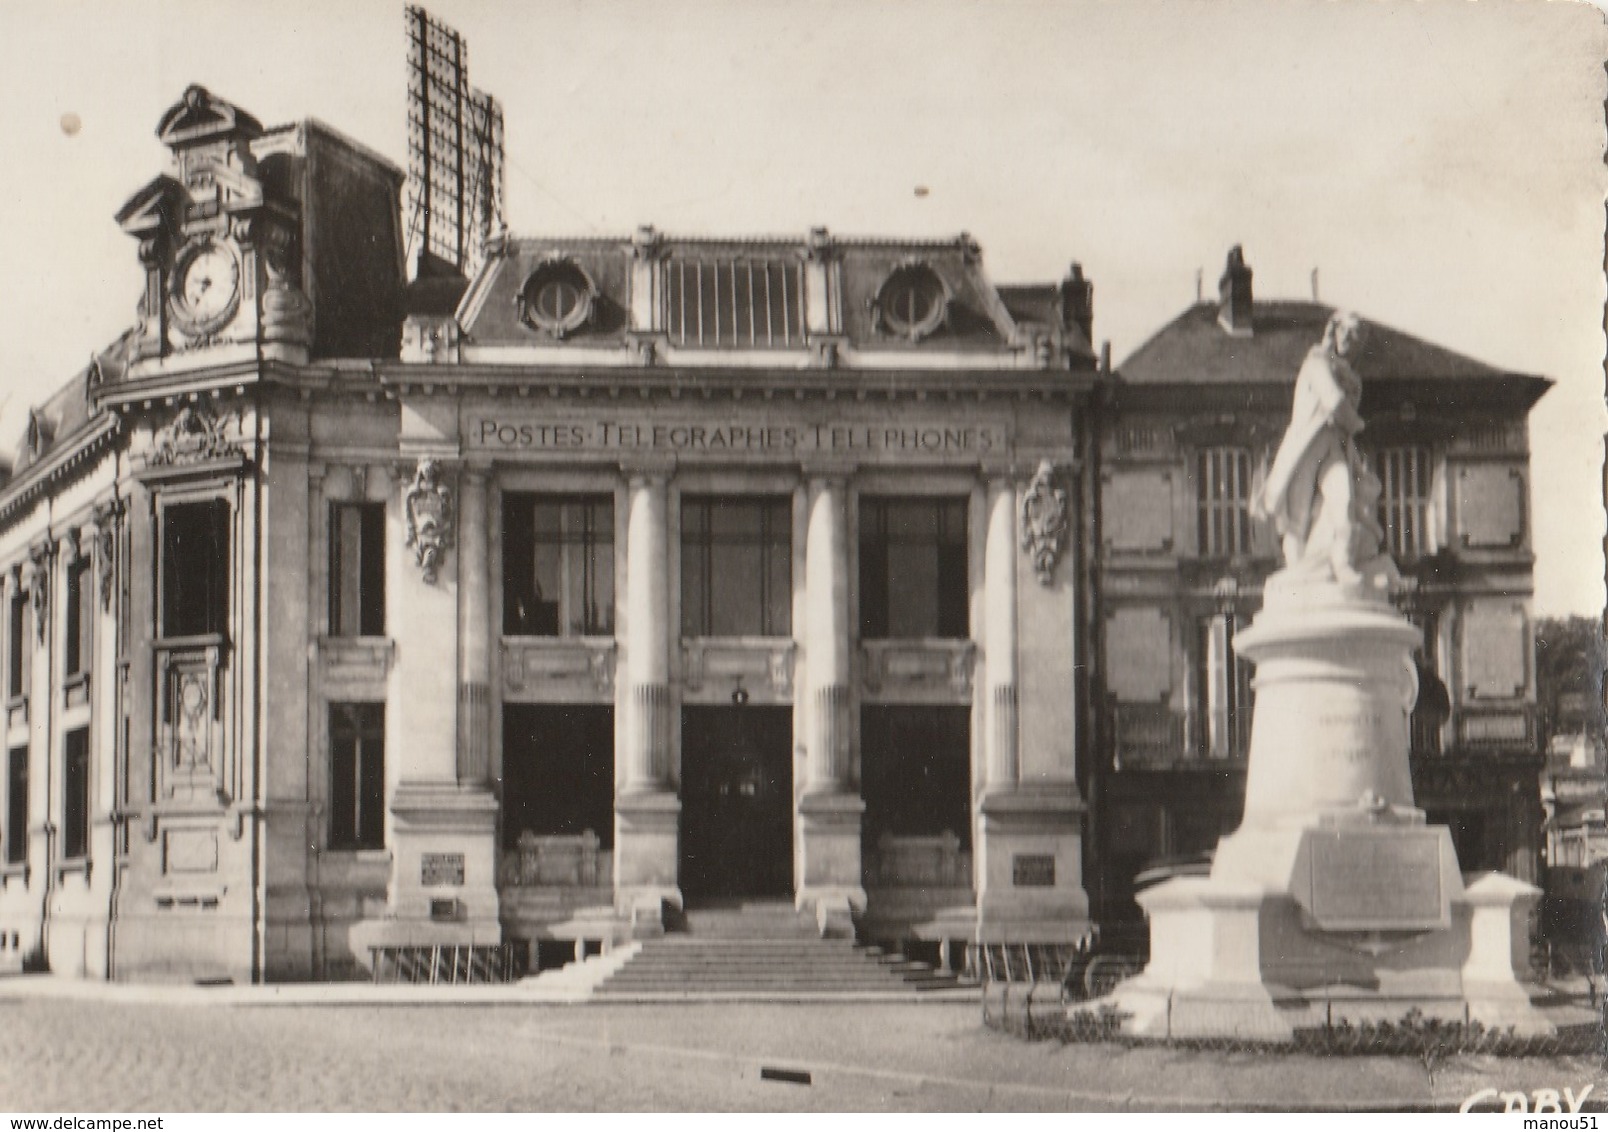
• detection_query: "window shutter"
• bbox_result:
[1103,469,1174,552]
[1457,465,1524,549]
[1106,607,1172,702]
[1462,602,1527,700]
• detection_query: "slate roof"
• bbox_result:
[1118,300,1544,391]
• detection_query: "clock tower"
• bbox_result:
[115,85,314,373]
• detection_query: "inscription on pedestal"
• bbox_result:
[1305,830,1446,932]
[420,852,465,887]
[1012,854,1055,887]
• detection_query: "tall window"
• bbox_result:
[503,495,614,637]
[859,498,968,640]
[664,258,805,348]
[681,497,791,637]
[1377,447,1434,560]
[329,703,385,851]
[64,556,92,678]
[1197,447,1253,557]
[62,727,89,861]
[5,746,25,865]
[329,503,386,637]
[7,591,28,700]
[1195,613,1254,759]
[161,499,230,639]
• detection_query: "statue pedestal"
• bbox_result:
[1101,578,1551,1039]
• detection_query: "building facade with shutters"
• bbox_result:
[0,86,1101,982]
[1088,247,1552,932]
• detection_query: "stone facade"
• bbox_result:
[0,87,1097,981]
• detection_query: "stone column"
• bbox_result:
[457,466,491,786]
[622,471,671,793]
[797,472,864,936]
[804,474,850,792]
[614,466,680,931]
[984,476,1019,790]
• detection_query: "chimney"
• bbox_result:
[1217,245,1254,336]
[1059,262,1094,346]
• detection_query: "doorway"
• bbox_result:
[680,706,793,901]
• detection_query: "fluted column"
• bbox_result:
[623,471,671,794]
[805,474,851,793]
[984,475,1019,789]
[457,467,491,786]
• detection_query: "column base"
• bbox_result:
[976,788,1090,944]
[798,791,866,937]
[382,779,500,932]
[615,790,682,935]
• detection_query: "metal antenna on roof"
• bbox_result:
[1311,268,1320,301]
[1195,269,1203,303]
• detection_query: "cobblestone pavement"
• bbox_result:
[0,999,1602,1112]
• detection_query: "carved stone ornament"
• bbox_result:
[26,541,52,643]
[92,499,125,612]
[149,406,239,468]
[1020,459,1068,586]
[403,457,454,584]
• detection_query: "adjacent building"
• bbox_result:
[1088,248,1551,931]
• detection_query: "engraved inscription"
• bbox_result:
[1306,831,1445,931]
[1012,854,1056,887]
[420,852,465,887]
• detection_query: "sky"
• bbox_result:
[0,0,1604,615]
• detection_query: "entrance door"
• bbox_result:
[680,706,793,900]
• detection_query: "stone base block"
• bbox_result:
[976,788,1090,945]
[798,791,866,936]
[1101,869,1554,1040]
[615,790,682,935]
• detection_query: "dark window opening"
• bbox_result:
[681,497,791,638]
[329,703,385,851]
[7,592,28,700]
[63,728,89,861]
[1193,613,1254,759]
[861,705,972,851]
[329,502,386,637]
[503,495,614,637]
[64,558,92,678]
[858,498,968,640]
[1196,447,1253,557]
[501,705,614,851]
[5,746,26,865]
[1426,808,1491,872]
[161,499,230,639]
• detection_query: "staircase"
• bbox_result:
[591,902,969,999]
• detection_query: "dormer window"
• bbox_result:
[874,263,947,341]
[517,258,595,338]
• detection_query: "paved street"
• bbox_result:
[0,996,1603,1112]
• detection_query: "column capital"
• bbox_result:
[621,455,677,483]
[800,460,856,483]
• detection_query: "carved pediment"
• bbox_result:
[115,174,187,242]
[156,85,262,151]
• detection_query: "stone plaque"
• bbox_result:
[163,829,218,874]
[1304,830,1446,932]
[1012,854,1056,887]
[420,852,465,887]
[429,897,459,922]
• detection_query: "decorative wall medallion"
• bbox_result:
[872,261,948,342]
[168,237,241,341]
[1020,459,1068,586]
[404,457,454,584]
[517,257,596,338]
[149,406,238,467]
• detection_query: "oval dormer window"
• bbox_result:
[518,258,595,338]
[875,263,948,341]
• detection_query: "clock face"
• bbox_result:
[170,241,240,335]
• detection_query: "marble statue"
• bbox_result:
[1255,311,1392,589]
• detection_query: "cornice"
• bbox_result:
[0,415,121,530]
